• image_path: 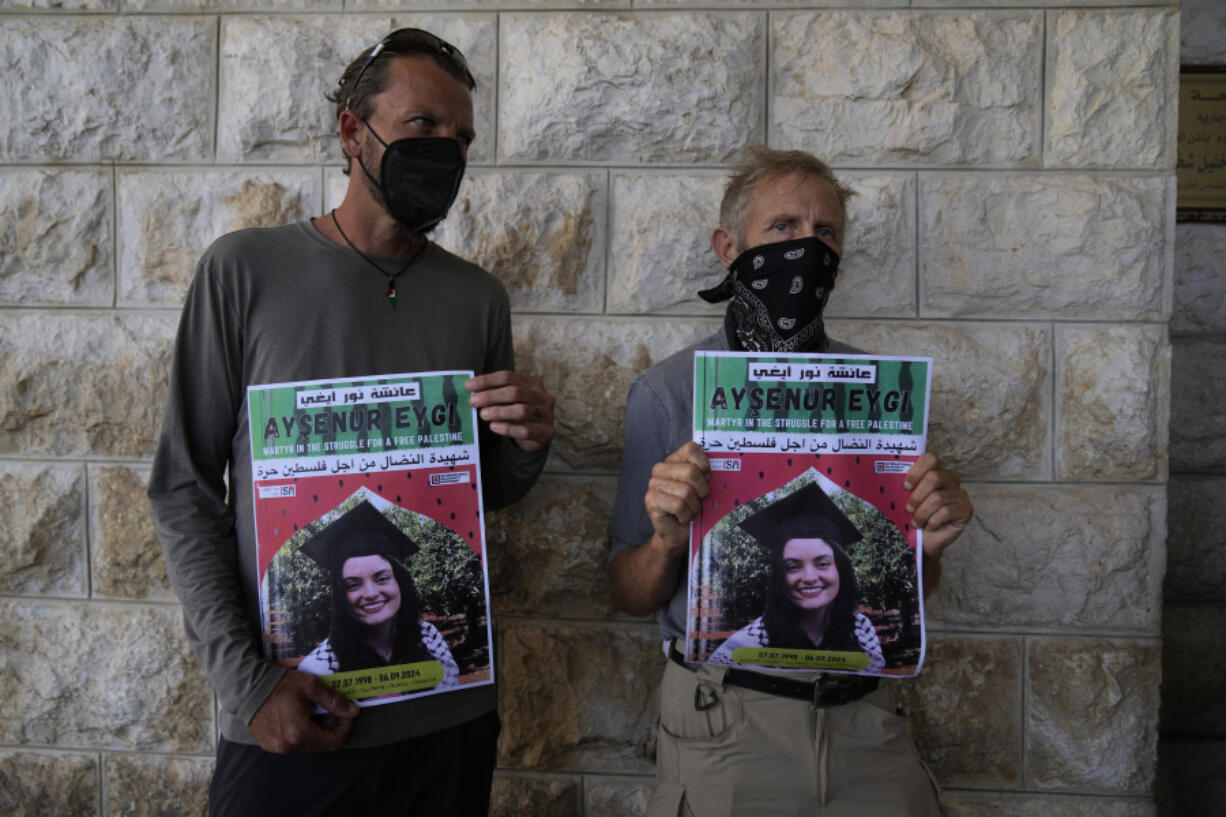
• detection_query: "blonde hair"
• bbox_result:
[719,144,855,246]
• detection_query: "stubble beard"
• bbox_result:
[357,133,392,214]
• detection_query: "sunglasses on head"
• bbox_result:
[344,28,475,111]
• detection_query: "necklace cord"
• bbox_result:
[329,210,418,308]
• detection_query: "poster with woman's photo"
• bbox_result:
[687,352,933,677]
[247,370,493,706]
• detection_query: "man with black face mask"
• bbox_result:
[609,145,975,817]
[149,29,554,817]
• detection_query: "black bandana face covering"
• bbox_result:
[698,236,840,352]
[356,121,465,235]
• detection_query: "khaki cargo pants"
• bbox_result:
[648,660,942,817]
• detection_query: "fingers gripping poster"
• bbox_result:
[688,352,933,677]
[248,371,493,706]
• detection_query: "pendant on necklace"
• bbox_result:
[386,280,397,309]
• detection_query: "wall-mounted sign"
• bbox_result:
[1178,66,1226,222]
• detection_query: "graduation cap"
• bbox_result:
[738,481,862,552]
[299,500,420,576]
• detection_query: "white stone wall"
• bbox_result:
[0,3,1177,816]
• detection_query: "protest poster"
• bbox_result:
[687,352,933,677]
[247,370,492,705]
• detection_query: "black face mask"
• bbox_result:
[698,236,840,353]
[356,120,465,235]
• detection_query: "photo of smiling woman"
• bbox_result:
[708,482,885,672]
[296,500,459,690]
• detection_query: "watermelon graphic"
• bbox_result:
[255,464,483,581]
[693,453,917,551]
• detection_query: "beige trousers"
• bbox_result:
[648,660,942,817]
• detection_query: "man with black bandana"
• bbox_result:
[609,144,974,816]
[148,29,554,817]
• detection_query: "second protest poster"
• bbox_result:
[687,352,932,677]
[247,370,493,707]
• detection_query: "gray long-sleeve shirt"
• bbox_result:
[148,221,546,747]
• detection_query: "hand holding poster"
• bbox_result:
[687,352,933,677]
[247,370,493,706]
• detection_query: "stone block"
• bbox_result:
[103,753,212,817]
[585,776,653,817]
[0,18,214,163]
[897,637,1020,790]
[943,791,1154,817]
[434,171,605,314]
[894,636,1022,789]
[0,170,113,307]
[487,475,618,619]
[1160,604,1226,736]
[499,13,764,163]
[606,172,727,316]
[90,465,173,602]
[0,750,99,817]
[127,0,336,11]
[1027,638,1160,793]
[916,0,1160,6]
[1172,223,1226,335]
[0,463,86,597]
[117,169,321,307]
[0,312,176,458]
[1045,10,1179,169]
[829,321,1051,480]
[488,772,581,817]
[1057,324,1169,481]
[0,600,212,751]
[832,172,918,318]
[927,484,1165,634]
[0,0,113,8]
[497,620,661,773]
[351,0,628,8]
[635,0,898,5]
[1156,740,1226,817]
[1170,337,1226,473]
[1165,476,1226,601]
[511,317,719,473]
[219,16,496,165]
[771,12,1042,167]
[1181,0,1226,65]
[920,174,1169,320]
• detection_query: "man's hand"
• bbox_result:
[903,452,973,562]
[467,371,555,453]
[645,442,711,554]
[610,442,711,616]
[248,670,359,754]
